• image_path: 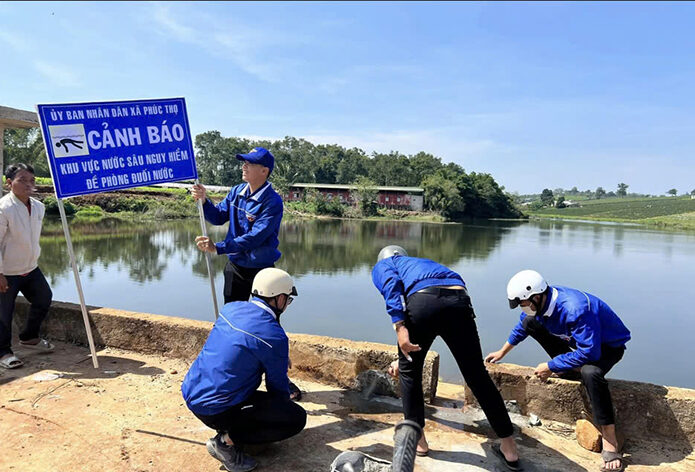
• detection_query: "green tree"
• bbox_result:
[351,176,379,217]
[422,174,464,218]
[335,148,369,184]
[617,183,629,197]
[408,152,443,186]
[555,195,566,208]
[194,131,249,186]
[691,189,695,197]
[273,136,318,184]
[191,131,521,220]
[461,172,521,218]
[540,188,554,206]
[667,188,678,196]
[595,187,606,199]
[270,160,300,198]
[367,152,412,186]
[2,128,50,177]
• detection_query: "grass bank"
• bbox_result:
[29,184,445,223]
[38,186,201,221]
[529,196,695,231]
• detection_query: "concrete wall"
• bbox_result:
[12,298,440,402]
[464,363,695,449]
[13,298,695,448]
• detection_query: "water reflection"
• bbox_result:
[40,218,521,281]
[279,219,520,275]
[38,217,695,389]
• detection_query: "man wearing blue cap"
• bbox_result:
[193,147,284,304]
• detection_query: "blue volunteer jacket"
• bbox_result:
[508,286,631,372]
[181,298,290,416]
[371,255,465,323]
[203,181,283,268]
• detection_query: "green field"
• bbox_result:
[529,196,695,230]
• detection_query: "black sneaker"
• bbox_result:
[206,433,258,472]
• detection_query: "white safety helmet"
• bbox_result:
[377,245,408,262]
[251,268,298,298]
[507,270,548,309]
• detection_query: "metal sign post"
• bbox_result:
[56,199,99,368]
[195,178,219,319]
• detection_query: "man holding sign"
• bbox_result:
[193,147,283,304]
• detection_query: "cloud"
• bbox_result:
[0,29,31,53]
[148,3,301,83]
[151,2,197,42]
[33,60,81,87]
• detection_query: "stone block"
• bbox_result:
[576,419,602,452]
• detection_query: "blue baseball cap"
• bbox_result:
[236,147,274,174]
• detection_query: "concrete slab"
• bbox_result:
[0,106,39,129]
[2,341,693,471]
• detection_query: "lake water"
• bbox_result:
[38,217,695,389]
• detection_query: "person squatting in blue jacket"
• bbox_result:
[372,246,521,471]
[182,268,305,472]
[193,147,283,303]
[485,270,630,472]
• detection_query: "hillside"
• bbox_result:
[528,196,695,230]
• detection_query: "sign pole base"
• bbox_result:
[57,199,99,368]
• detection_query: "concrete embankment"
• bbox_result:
[465,363,695,450]
[13,298,440,402]
[8,298,695,471]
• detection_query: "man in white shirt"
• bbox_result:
[0,163,54,369]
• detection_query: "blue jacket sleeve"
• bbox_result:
[202,190,233,226]
[260,337,290,398]
[507,313,529,345]
[548,312,602,372]
[215,198,283,255]
[371,260,407,324]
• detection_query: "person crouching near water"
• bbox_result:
[181,268,306,472]
[372,245,521,471]
[485,270,630,472]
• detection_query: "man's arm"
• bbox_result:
[371,261,421,359]
[215,199,282,255]
[371,260,407,323]
[485,313,526,363]
[0,210,7,271]
[485,341,515,363]
[260,338,291,399]
[201,189,233,226]
[548,313,602,372]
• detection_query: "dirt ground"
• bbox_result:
[1,341,693,472]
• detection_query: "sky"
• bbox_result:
[1,1,694,195]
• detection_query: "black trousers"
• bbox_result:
[194,391,307,445]
[223,262,269,303]
[0,267,53,357]
[400,289,514,438]
[522,316,625,425]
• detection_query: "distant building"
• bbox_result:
[286,183,424,211]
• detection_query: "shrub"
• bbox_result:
[43,196,76,215]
